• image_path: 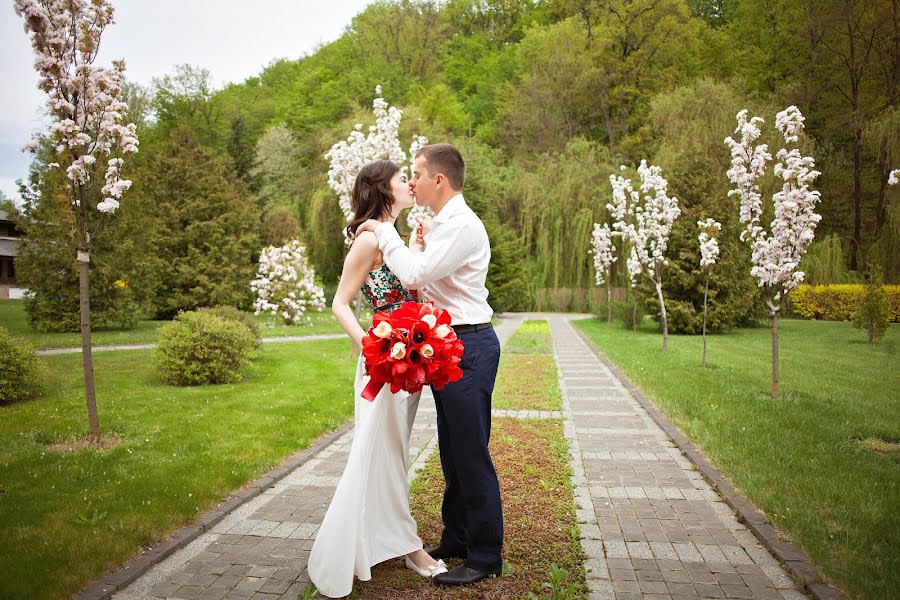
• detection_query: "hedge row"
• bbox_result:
[790,284,900,322]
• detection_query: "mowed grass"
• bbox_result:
[356,418,586,599]
[493,320,561,411]
[0,340,358,600]
[572,317,900,599]
[0,300,363,349]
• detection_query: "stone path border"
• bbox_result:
[36,334,346,356]
[570,318,845,600]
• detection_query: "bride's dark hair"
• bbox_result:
[345,160,401,240]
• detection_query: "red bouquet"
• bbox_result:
[360,301,465,401]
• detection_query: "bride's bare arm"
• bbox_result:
[333,231,379,352]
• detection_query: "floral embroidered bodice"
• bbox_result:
[360,263,418,311]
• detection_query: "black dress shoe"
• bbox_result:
[433,564,501,586]
[424,543,467,560]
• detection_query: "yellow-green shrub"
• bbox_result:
[790,284,900,322]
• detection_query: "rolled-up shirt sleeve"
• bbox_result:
[375,220,474,289]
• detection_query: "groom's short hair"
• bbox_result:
[416,143,465,190]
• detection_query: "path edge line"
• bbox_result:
[570,322,845,600]
[75,421,354,600]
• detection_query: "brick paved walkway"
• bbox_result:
[549,315,807,600]
[107,314,806,600]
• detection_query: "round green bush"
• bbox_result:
[153,311,256,386]
[0,327,42,404]
[198,305,261,347]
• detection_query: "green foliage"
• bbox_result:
[197,305,262,347]
[799,234,861,285]
[612,300,645,329]
[131,128,261,318]
[527,563,579,600]
[153,310,256,385]
[0,327,42,404]
[261,207,302,247]
[853,271,891,343]
[9,142,150,333]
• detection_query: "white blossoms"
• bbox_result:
[607,161,681,286]
[326,87,429,241]
[15,0,139,214]
[590,223,616,286]
[889,169,899,186]
[251,240,326,325]
[697,219,722,268]
[725,106,821,312]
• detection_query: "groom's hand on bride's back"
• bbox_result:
[354,219,382,237]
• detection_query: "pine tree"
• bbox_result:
[853,269,889,344]
[135,128,261,317]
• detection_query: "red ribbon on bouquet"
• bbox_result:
[360,301,465,402]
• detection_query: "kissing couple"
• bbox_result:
[307,143,504,597]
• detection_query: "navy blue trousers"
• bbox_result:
[431,326,503,571]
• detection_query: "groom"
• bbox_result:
[356,143,503,586]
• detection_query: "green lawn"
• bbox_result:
[493,320,561,411]
[0,340,359,600]
[573,317,899,599]
[0,300,367,349]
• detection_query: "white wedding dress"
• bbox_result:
[307,266,424,598]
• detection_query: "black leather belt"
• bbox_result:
[453,322,493,335]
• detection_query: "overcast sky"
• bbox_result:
[0,0,375,203]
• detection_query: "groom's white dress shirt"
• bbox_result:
[374,193,493,326]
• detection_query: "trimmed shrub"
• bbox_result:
[853,272,890,343]
[153,311,256,386]
[0,327,42,404]
[790,284,900,322]
[611,300,645,329]
[197,305,261,347]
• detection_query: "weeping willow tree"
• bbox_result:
[518,139,617,290]
[798,234,860,285]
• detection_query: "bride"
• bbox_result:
[307,160,447,598]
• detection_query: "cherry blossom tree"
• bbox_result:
[607,168,642,329]
[325,86,429,238]
[15,0,139,439]
[251,240,326,326]
[590,223,616,323]
[608,163,681,350]
[697,218,722,368]
[725,106,821,398]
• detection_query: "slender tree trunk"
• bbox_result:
[606,276,612,324]
[632,298,637,331]
[850,126,863,270]
[655,277,668,352]
[771,311,780,398]
[702,274,710,368]
[77,251,100,439]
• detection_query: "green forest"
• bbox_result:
[9,0,900,330]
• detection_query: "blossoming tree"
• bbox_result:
[15,0,139,439]
[725,106,821,398]
[608,163,681,350]
[251,240,326,325]
[325,86,430,239]
[607,168,641,328]
[697,218,721,368]
[590,223,616,323]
